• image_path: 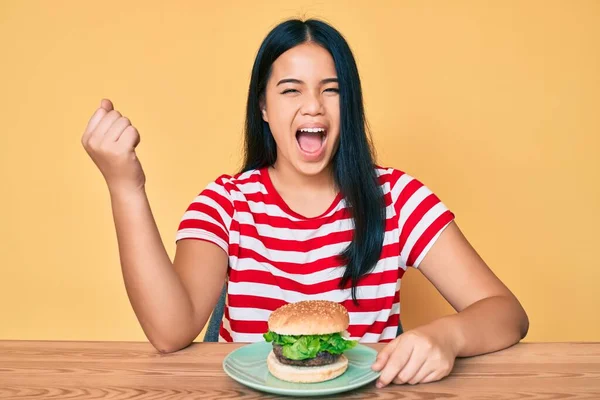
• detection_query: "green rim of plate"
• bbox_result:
[222,341,381,397]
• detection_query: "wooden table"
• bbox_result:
[1,341,599,399]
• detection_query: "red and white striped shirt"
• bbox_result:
[176,166,454,343]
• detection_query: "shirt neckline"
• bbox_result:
[259,167,344,220]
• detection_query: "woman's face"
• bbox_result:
[261,42,341,177]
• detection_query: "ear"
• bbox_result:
[259,97,268,123]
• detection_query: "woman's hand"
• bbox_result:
[81,99,146,194]
[371,319,460,387]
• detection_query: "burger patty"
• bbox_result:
[273,344,341,367]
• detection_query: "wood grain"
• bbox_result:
[0,341,599,399]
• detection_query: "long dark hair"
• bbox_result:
[241,18,385,304]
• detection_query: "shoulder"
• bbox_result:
[374,165,417,193]
[374,165,446,210]
[203,168,262,196]
[374,165,405,181]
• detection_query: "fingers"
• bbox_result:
[81,98,141,156]
[101,98,114,111]
[373,328,456,388]
[389,351,425,386]
[82,107,108,145]
[376,342,413,388]
[104,116,132,142]
[87,110,122,144]
[372,339,400,372]
[119,125,140,149]
[421,370,440,384]
[403,359,431,385]
[82,99,115,146]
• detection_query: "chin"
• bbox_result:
[293,162,330,176]
[290,151,334,176]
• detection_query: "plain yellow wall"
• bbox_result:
[1,0,598,343]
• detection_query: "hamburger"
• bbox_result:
[263,300,358,383]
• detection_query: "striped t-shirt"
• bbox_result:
[176,166,454,343]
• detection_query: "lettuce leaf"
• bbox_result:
[263,331,358,360]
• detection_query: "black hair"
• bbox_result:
[241,18,385,304]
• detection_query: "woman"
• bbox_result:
[81,18,528,387]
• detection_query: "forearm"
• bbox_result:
[434,295,529,358]
[109,186,197,352]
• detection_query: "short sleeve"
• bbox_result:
[176,174,234,254]
[390,170,455,268]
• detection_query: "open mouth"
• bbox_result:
[296,127,327,154]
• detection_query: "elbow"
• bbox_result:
[143,317,198,354]
[495,294,530,343]
[151,337,193,354]
[509,294,529,341]
[519,306,530,340]
[155,344,179,354]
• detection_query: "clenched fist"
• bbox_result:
[81,99,146,194]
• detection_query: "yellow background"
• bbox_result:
[1,0,598,342]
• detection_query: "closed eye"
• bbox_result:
[281,88,339,94]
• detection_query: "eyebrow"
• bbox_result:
[276,78,339,86]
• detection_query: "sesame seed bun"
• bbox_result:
[268,300,349,335]
[267,350,348,383]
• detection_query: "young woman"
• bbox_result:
[81,18,528,387]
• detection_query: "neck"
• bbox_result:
[269,159,338,196]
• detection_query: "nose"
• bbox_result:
[301,91,325,116]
